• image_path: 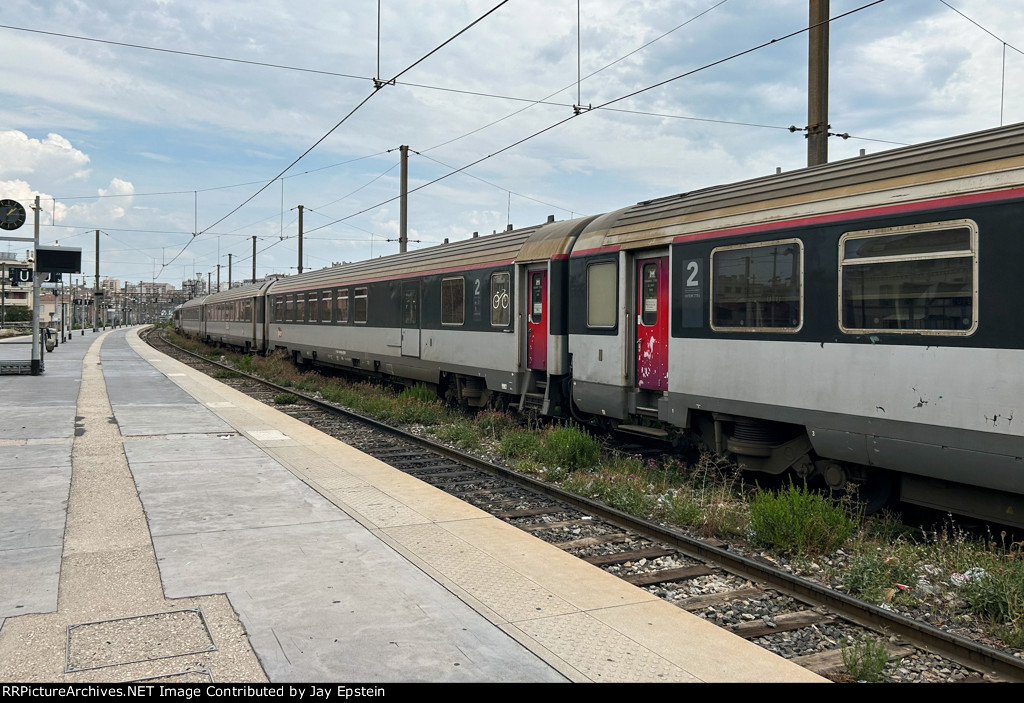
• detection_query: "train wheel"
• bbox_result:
[441,374,462,407]
[853,470,894,515]
[819,460,893,515]
[486,393,509,413]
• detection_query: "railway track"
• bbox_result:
[145,328,1024,683]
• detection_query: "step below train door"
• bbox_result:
[526,270,547,370]
[401,281,420,357]
[636,256,668,391]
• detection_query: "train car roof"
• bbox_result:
[201,279,275,304]
[269,216,594,293]
[517,215,600,262]
[573,121,1024,254]
[180,295,210,309]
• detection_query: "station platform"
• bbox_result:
[0,327,824,683]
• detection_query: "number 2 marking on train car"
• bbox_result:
[686,260,699,287]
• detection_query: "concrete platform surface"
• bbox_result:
[0,327,825,683]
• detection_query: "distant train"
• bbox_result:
[176,122,1024,527]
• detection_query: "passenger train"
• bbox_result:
[176,122,1024,527]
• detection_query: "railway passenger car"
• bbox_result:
[176,294,208,339]
[201,280,273,352]
[265,215,596,410]
[566,123,1024,523]
[172,122,1024,527]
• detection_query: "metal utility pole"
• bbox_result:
[207,271,211,295]
[399,145,409,253]
[228,253,232,288]
[93,229,99,332]
[216,264,220,293]
[297,205,304,274]
[252,236,257,282]
[30,197,41,373]
[807,0,830,167]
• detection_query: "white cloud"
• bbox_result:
[0,131,91,181]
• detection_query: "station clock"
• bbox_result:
[0,199,27,231]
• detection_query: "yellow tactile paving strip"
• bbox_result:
[517,611,697,683]
[384,523,578,623]
[134,331,825,683]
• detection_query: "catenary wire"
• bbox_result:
[304,0,887,236]
[159,0,512,276]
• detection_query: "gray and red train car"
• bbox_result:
[176,122,1024,526]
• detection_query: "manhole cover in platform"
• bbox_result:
[66,609,217,672]
[246,429,290,441]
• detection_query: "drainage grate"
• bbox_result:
[66,608,217,672]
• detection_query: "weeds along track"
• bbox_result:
[145,328,1024,683]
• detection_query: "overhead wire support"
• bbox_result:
[577,0,582,109]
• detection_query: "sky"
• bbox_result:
[1,0,1022,290]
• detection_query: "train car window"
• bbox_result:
[308,293,319,323]
[284,294,295,322]
[402,284,419,325]
[839,220,978,335]
[490,272,510,326]
[587,261,617,328]
[530,274,544,324]
[641,263,658,326]
[711,239,803,332]
[297,293,307,323]
[243,299,252,322]
[320,290,332,323]
[354,287,367,323]
[337,288,349,323]
[273,296,283,323]
[441,277,465,325]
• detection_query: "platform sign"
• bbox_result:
[36,246,82,274]
[5,267,62,284]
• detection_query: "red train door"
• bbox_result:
[527,270,547,370]
[636,257,668,391]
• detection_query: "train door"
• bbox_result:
[636,256,668,391]
[527,270,547,370]
[401,281,420,357]
[249,294,258,345]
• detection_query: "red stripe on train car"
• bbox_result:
[570,245,621,258]
[270,258,518,294]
